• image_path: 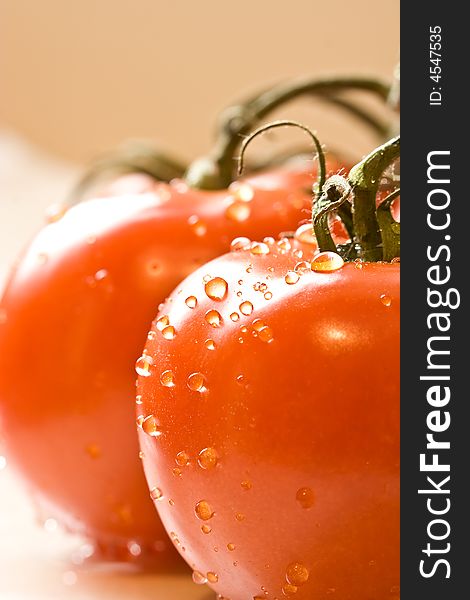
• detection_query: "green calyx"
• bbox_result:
[237,119,400,264]
[314,136,400,262]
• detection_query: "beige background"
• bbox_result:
[1,0,399,163]
[0,1,399,598]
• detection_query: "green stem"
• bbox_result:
[312,175,351,252]
[318,95,389,139]
[377,188,400,261]
[348,136,400,261]
[68,141,186,204]
[237,120,326,194]
[185,76,390,189]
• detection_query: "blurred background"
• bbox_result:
[0,1,399,598]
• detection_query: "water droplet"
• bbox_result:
[282,583,298,596]
[127,541,142,557]
[235,512,245,522]
[150,487,163,500]
[205,277,228,301]
[354,258,364,270]
[296,487,315,509]
[136,394,143,405]
[285,271,300,285]
[207,572,219,583]
[227,543,235,551]
[156,315,170,330]
[231,237,251,251]
[277,237,292,252]
[173,467,182,477]
[188,215,207,236]
[205,309,223,328]
[135,354,153,377]
[226,201,251,222]
[237,291,243,297]
[185,295,198,308]
[162,325,176,340]
[147,330,156,341]
[391,257,400,264]
[380,294,392,307]
[187,372,207,392]
[160,370,175,387]
[43,518,58,532]
[258,327,274,344]
[195,500,214,521]
[246,264,253,273]
[252,319,265,332]
[176,451,190,466]
[250,242,270,255]
[169,499,175,506]
[142,415,162,437]
[45,202,67,223]
[192,570,208,585]
[294,261,310,274]
[138,451,144,459]
[94,268,108,281]
[286,562,309,586]
[241,480,252,490]
[239,301,253,316]
[310,252,344,272]
[229,182,254,202]
[85,444,101,459]
[198,447,218,469]
[264,291,273,300]
[294,223,318,246]
[205,339,216,350]
[201,524,212,534]
[230,312,240,322]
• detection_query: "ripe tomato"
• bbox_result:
[0,165,322,562]
[136,241,399,597]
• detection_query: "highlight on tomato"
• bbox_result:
[136,123,400,596]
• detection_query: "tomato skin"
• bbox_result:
[137,246,399,596]
[0,169,316,560]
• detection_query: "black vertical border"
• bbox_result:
[401,2,467,598]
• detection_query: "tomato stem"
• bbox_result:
[312,175,351,253]
[69,141,186,204]
[377,188,400,261]
[185,76,391,190]
[348,136,400,261]
[238,120,325,184]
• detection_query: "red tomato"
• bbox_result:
[0,166,325,563]
[136,240,399,596]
